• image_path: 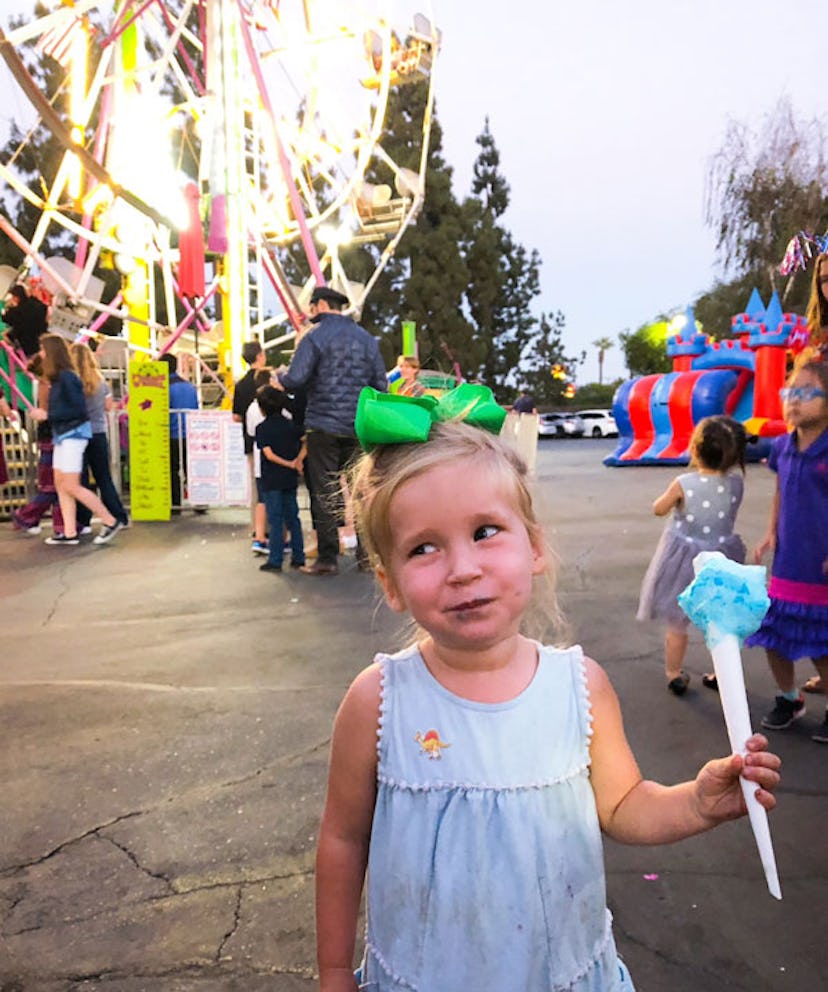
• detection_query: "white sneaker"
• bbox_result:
[80,526,93,536]
[93,520,124,545]
[45,533,79,546]
[25,524,42,536]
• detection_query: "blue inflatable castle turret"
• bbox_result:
[667,306,707,370]
[604,289,804,467]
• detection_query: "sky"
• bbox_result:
[430,0,827,383]
[1,1,826,385]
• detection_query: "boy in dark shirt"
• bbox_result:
[254,385,306,573]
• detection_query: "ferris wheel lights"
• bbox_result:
[113,253,137,276]
[317,223,352,249]
[80,183,113,215]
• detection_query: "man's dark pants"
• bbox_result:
[305,431,363,566]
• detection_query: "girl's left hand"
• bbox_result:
[694,734,781,824]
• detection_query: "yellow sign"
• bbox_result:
[128,359,171,520]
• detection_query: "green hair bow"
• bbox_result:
[355,383,507,451]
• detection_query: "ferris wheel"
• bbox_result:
[0,0,440,375]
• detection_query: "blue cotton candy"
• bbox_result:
[678,552,770,649]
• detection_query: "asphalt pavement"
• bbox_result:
[1,438,825,991]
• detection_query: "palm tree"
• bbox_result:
[592,337,614,385]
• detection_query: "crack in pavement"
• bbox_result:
[0,812,143,878]
[1,868,314,938]
[98,835,174,892]
[41,564,72,628]
[215,886,242,963]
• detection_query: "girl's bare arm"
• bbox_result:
[316,665,381,991]
[753,480,779,563]
[652,477,683,516]
[586,658,780,845]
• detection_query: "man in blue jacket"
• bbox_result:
[276,286,387,575]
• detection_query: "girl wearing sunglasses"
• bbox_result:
[746,359,828,740]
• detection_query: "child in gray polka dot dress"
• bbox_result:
[637,416,748,695]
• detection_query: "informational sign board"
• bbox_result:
[186,410,249,506]
[128,359,171,520]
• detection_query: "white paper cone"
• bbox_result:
[710,630,782,900]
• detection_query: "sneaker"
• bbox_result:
[667,672,690,696]
[93,520,124,545]
[45,533,79,546]
[251,540,269,555]
[13,513,41,535]
[761,695,806,730]
[811,712,828,743]
[79,526,93,536]
[259,562,282,572]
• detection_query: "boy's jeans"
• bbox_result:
[262,487,305,568]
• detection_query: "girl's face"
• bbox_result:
[819,260,828,301]
[378,458,545,654]
[782,369,828,432]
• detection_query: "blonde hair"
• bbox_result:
[70,341,104,396]
[398,354,420,370]
[805,253,828,343]
[350,421,567,643]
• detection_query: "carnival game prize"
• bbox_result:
[677,552,782,900]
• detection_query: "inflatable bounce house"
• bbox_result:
[605,289,809,466]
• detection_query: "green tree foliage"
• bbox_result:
[705,98,828,303]
[356,103,578,395]
[462,119,543,396]
[693,274,762,339]
[619,322,672,376]
[571,381,620,408]
[355,86,475,377]
[518,310,583,406]
[461,120,582,401]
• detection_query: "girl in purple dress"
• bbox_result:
[746,358,828,741]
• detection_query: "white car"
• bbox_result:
[538,412,585,438]
[576,409,618,437]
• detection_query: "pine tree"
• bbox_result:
[520,310,583,407]
[462,120,543,399]
[355,85,475,376]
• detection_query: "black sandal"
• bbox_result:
[702,673,719,691]
[668,673,690,696]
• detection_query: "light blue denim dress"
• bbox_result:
[358,644,635,992]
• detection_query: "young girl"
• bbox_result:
[637,416,747,695]
[71,342,128,533]
[31,334,122,546]
[315,396,780,992]
[746,358,828,740]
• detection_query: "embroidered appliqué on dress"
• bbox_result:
[414,728,450,759]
